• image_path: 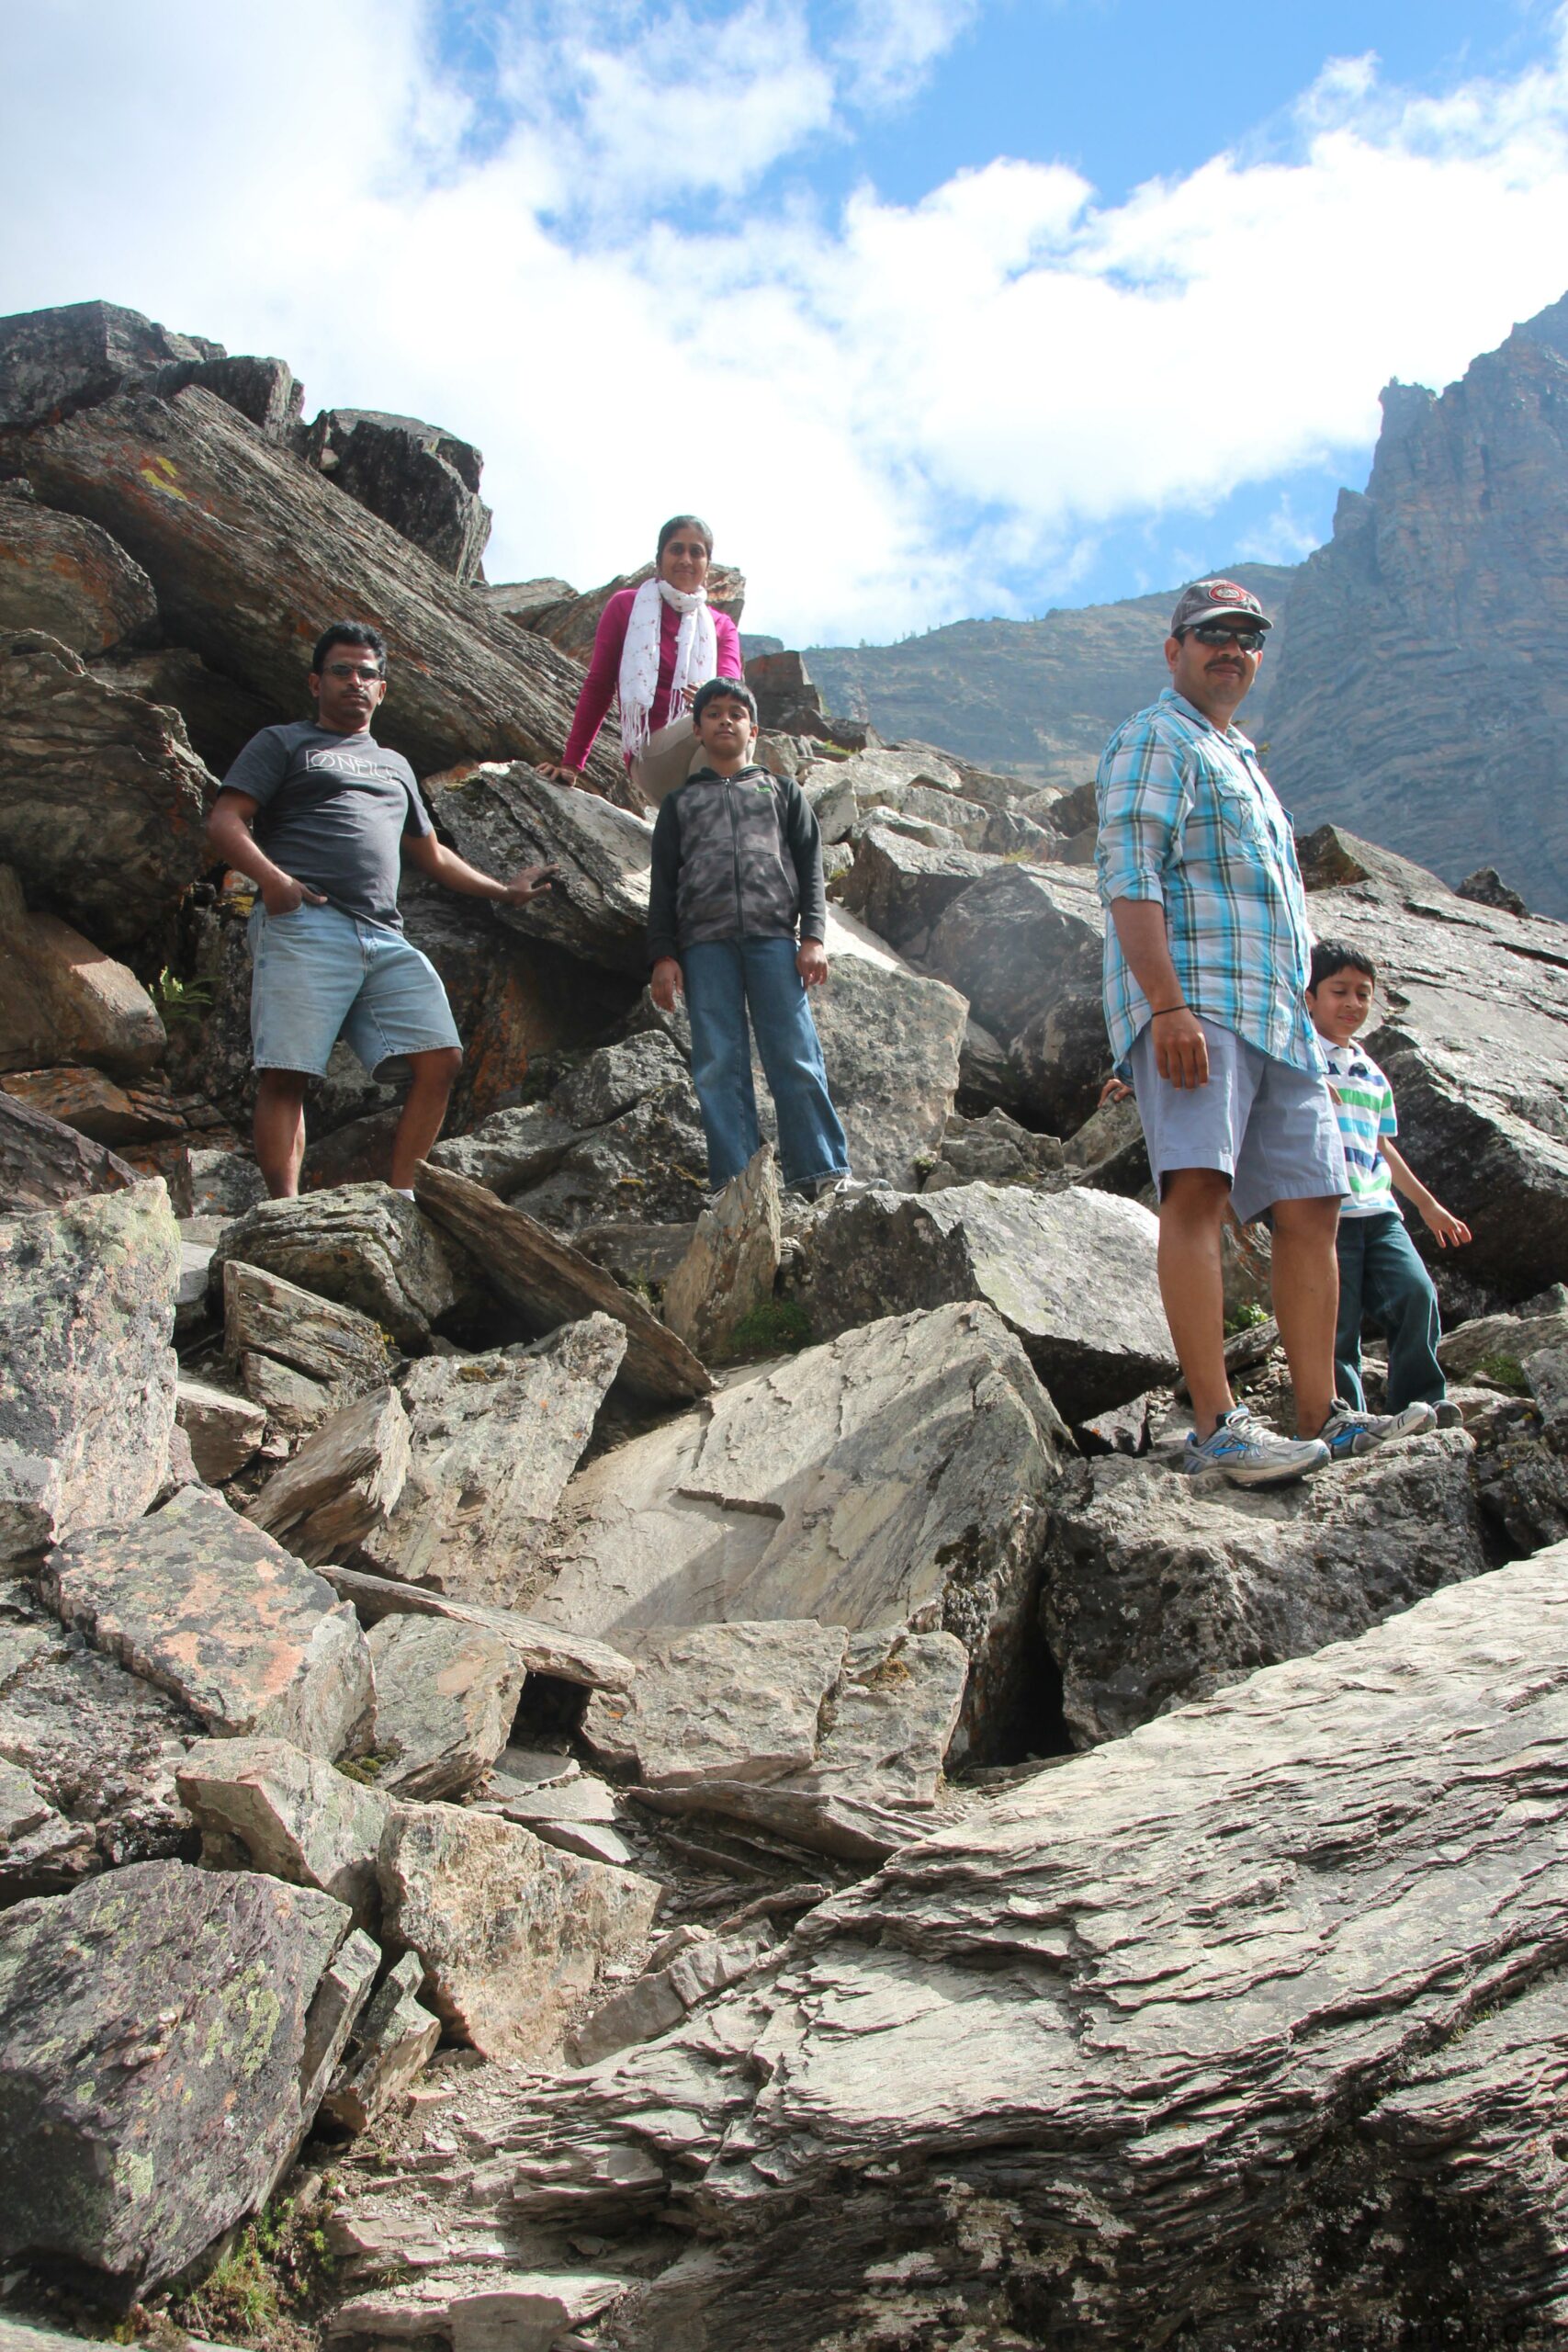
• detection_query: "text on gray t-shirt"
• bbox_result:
[222,721,434,929]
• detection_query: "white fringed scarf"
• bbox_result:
[617,575,717,758]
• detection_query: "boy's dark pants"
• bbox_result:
[1334,1208,1444,1411]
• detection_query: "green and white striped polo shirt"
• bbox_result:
[1322,1039,1397,1218]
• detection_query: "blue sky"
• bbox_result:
[6,1,1568,642]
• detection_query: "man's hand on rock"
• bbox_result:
[497,864,558,905]
[650,957,683,1012]
[797,939,829,989]
[260,874,328,917]
[1152,1006,1209,1089]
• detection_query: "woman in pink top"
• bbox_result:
[537,514,744,808]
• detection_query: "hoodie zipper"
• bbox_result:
[725,775,747,939]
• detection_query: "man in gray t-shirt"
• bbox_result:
[208,621,556,1199]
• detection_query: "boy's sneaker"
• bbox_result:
[1317,1401,1436,1461]
[1183,1407,1329,1487]
[1434,1401,1464,1429]
[795,1174,872,1204]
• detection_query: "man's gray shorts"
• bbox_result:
[1128,1014,1347,1225]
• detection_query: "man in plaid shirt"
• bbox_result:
[1096,580,1423,1486]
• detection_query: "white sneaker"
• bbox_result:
[1318,1401,1437,1461]
[1183,1406,1330,1487]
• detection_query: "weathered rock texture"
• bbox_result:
[222,1259,398,1433]
[534,1305,1069,1760]
[0,1860,371,2299]
[0,1089,141,1213]
[304,406,491,582]
[0,865,167,1074]
[0,1180,179,1564]
[1269,294,1568,916]
[212,1184,462,1351]
[923,861,1109,1130]
[0,486,156,652]
[423,763,655,975]
[661,1146,782,1360]
[497,1546,1568,2351]
[366,1615,523,1801]
[5,386,625,790]
[175,1735,388,1928]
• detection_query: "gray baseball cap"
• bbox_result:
[1169,578,1273,635]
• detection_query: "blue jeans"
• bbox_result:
[1335,1209,1445,1411]
[682,937,850,1192]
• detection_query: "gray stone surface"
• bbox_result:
[803,1181,1174,1422]
[923,862,1109,1131]
[1040,1430,1490,1745]
[222,1258,398,1434]
[246,1386,412,1565]
[425,763,655,971]
[1438,1307,1568,1383]
[533,1304,1070,1761]
[45,1487,373,1758]
[175,1374,267,1484]
[377,1801,660,2062]
[0,1859,369,2297]
[661,1146,782,1361]
[807,933,967,1190]
[359,1318,626,1606]
[429,1034,693,1199]
[497,1546,1568,2350]
[919,1106,1065,1192]
[0,488,156,653]
[321,1949,441,2134]
[836,824,993,949]
[582,1620,849,1788]
[175,1734,389,1928]
[367,1615,524,1802]
[304,406,491,582]
[213,1184,462,1351]
[0,1179,179,1565]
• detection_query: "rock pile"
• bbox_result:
[3,298,1568,2347]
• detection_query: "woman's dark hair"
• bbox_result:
[693,676,758,726]
[656,514,714,565]
[1308,938,1378,992]
[311,620,387,673]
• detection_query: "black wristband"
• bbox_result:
[1149,1004,1187,1018]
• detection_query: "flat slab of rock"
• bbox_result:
[378,1801,660,2062]
[661,1146,782,1362]
[1041,1430,1490,1744]
[535,1304,1069,1761]
[807,926,967,1190]
[1438,1306,1568,1383]
[423,763,655,973]
[213,1185,461,1351]
[175,1734,388,1928]
[367,1616,524,1801]
[414,1161,709,1406]
[837,824,995,949]
[176,1374,267,1483]
[358,1319,626,1606]
[247,1386,412,1565]
[502,1543,1568,2351]
[311,1561,637,1693]
[0,630,212,957]
[583,1621,849,1788]
[222,1259,398,1434]
[0,1087,141,1212]
[0,1584,196,1897]
[0,1179,179,1565]
[804,1181,1173,1422]
[0,864,165,1078]
[0,1859,371,2298]
[45,1487,372,1758]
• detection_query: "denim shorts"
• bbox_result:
[1128,1013,1347,1226]
[248,902,460,1078]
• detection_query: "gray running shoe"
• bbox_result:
[1183,1406,1330,1487]
[1317,1401,1436,1461]
[1434,1401,1464,1429]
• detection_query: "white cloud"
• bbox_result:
[5,3,1568,647]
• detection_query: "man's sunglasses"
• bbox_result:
[1186,623,1267,651]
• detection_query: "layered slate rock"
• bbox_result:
[661,1146,782,1361]
[806,933,967,1190]
[803,1182,1173,1422]
[0,1179,179,1565]
[836,824,994,951]
[175,1735,389,1929]
[533,1304,1070,1760]
[0,1088,141,1212]
[175,1374,266,1483]
[246,1386,412,1566]
[0,1583,197,1898]
[0,484,156,653]
[304,406,491,582]
[1041,1430,1489,1744]
[582,1620,849,1789]
[358,1319,626,1606]
[0,1860,372,2299]
[213,1184,463,1351]
[414,1162,708,1406]
[0,298,220,429]
[321,1950,441,2134]
[6,385,625,790]
[367,1615,524,1802]
[923,861,1109,1129]
[423,763,655,975]
[0,631,212,960]
[222,1259,398,1434]
[500,1547,1568,2352]
[429,1032,694,1197]
[377,1802,660,2063]
[44,1487,373,1759]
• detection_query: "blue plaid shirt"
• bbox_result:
[1095,688,1323,1078]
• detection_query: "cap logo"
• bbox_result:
[1204,580,1251,605]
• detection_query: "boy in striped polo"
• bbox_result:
[1307,941,1471,1429]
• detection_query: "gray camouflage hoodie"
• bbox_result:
[647,763,828,964]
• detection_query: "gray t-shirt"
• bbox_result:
[222,721,434,929]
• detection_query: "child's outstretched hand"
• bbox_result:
[1422,1199,1472,1249]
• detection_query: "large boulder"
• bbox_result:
[0,1860,373,2299]
[1041,1431,1489,1745]
[532,1304,1071,1761]
[44,1487,373,1758]
[807,931,967,1187]
[429,1033,694,1197]
[0,298,219,429]
[175,1734,388,1928]
[0,483,156,652]
[303,406,491,582]
[358,1319,626,1606]
[5,385,625,790]
[377,1802,660,2063]
[923,862,1109,1129]
[836,824,994,951]
[500,1544,1568,2351]
[0,865,165,1078]
[422,763,655,974]
[0,631,213,962]
[802,1182,1173,1422]
[0,1583,197,1899]
[0,1179,179,1566]
[212,1183,463,1351]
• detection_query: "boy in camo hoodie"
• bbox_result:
[648,678,856,1204]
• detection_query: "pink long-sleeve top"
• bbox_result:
[561,586,744,773]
